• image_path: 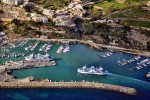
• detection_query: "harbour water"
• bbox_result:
[0,40,150,100]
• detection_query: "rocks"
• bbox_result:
[147,1,150,6]
[0,82,137,95]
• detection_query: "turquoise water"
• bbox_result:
[0,40,150,100]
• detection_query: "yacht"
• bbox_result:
[25,53,53,61]
[56,45,64,53]
[63,45,70,53]
[77,65,107,76]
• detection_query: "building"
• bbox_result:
[30,13,48,23]
[53,15,75,27]
[0,6,27,22]
[1,0,24,5]
[43,9,54,19]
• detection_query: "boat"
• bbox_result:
[63,45,70,53]
[25,53,53,61]
[56,45,64,53]
[77,65,107,76]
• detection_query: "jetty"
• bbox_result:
[0,60,56,76]
[128,59,150,71]
[25,41,40,51]
[16,40,28,48]
[0,82,137,95]
[117,56,141,66]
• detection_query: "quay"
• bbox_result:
[0,82,137,95]
[0,60,56,72]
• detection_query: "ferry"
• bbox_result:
[77,65,107,76]
[25,53,53,61]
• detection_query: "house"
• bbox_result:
[43,9,54,19]
[53,15,75,27]
[30,13,48,23]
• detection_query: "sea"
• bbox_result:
[0,40,150,100]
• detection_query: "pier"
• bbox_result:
[0,82,137,95]
[117,56,141,66]
[128,59,150,71]
[0,60,56,76]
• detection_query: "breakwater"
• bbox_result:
[0,82,137,95]
[12,38,150,57]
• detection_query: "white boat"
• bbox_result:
[136,66,140,69]
[63,45,70,53]
[77,65,107,76]
[56,45,64,53]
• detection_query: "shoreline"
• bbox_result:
[12,38,150,57]
[0,82,137,95]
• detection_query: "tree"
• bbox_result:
[83,23,94,35]
[147,41,150,51]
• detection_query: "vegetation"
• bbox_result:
[37,0,70,10]
[122,20,150,28]
[83,23,94,35]
[96,0,148,12]
[104,6,148,18]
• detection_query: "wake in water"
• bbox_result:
[107,72,150,86]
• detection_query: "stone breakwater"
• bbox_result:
[15,38,150,57]
[0,82,137,95]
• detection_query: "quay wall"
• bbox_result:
[0,82,137,95]
[13,38,150,57]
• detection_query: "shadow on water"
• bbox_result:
[54,58,63,61]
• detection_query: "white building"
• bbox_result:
[30,13,48,23]
[43,9,54,19]
[1,0,24,5]
[53,15,75,27]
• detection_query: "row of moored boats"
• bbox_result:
[39,42,52,52]
[136,59,150,70]
[99,52,113,58]
[0,52,25,58]
[56,44,70,53]
[117,56,141,66]
[25,41,40,51]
